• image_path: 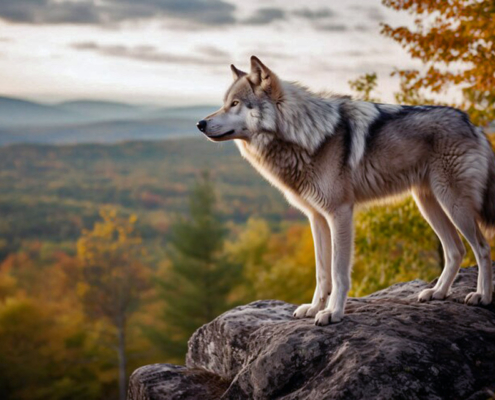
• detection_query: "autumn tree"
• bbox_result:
[226,218,317,304]
[147,173,242,362]
[348,73,380,102]
[352,198,442,295]
[227,204,444,304]
[381,0,495,125]
[0,244,104,400]
[76,209,149,400]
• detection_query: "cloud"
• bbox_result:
[0,1,384,36]
[316,23,348,32]
[241,50,295,61]
[197,45,230,59]
[0,0,236,26]
[128,0,237,25]
[291,7,347,33]
[0,0,100,24]
[292,7,335,20]
[336,50,366,57]
[334,49,393,58]
[242,7,286,25]
[366,7,386,22]
[348,5,386,22]
[0,2,342,30]
[71,41,231,66]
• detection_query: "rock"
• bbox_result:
[127,364,229,400]
[129,265,495,400]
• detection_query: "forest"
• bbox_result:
[1,133,494,399]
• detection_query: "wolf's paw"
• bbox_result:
[305,304,324,317]
[293,304,312,318]
[314,309,343,326]
[418,288,446,302]
[293,303,324,318]
[465,291,492,306]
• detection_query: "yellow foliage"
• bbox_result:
[75,207,149,326]
[352,197,440,296]
[75,281,89,298]
[348,73,380,102]
[0,273,17,301]
[227,219,315,303]
[231,198,451,304]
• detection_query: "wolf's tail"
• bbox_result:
[480,139,495,237]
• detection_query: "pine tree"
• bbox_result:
[148,172,242,361]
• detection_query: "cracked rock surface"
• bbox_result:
[129,265,495,400]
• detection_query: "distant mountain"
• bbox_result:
[57,100,152,121]
[147,105,218,120]
[0,96,87,128]
[0,117,206,146]
[0,95,218,145]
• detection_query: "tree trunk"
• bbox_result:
[117,317,127,400]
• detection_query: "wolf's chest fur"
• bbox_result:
[234,136,345,214]
[236,138,315,190]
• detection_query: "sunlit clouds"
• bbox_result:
[0,0,416,105]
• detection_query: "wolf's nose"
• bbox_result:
[197,120,207,132]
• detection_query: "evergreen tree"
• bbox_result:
[148,172,242,361]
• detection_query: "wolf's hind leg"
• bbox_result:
[433,188,493,305]
[293,212,332,319]
[412,188,466,302]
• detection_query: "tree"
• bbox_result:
[147,173,242,362]
[381,0,495,125]
[227,219,317,304]
[76,209,149,400]
[227,200,444,303]
[348,73,380,102]
[0,245,105,400]
[225,218,272,302]
[352,198,441,296]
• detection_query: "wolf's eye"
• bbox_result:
[231,100,239,107]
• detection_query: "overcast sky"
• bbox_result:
[0,0,417,106]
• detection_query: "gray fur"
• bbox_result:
[199,56,495,325]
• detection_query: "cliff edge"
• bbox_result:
[129,265,495,400]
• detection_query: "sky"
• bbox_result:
[0,0,418,106]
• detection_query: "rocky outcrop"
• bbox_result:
[129,265,495,400]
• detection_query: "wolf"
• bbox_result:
[197,56,495,326]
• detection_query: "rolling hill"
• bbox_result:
[0,95,217,145]
[57,99,152,121]
[0,96,86,127]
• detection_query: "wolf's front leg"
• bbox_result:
[315,205,353,326]
[293,213,332,318]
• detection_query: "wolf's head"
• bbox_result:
[197,56,282,142]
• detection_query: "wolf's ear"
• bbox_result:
[230,64,246,80]
[249,56,272,86]
[249,56,283,101]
